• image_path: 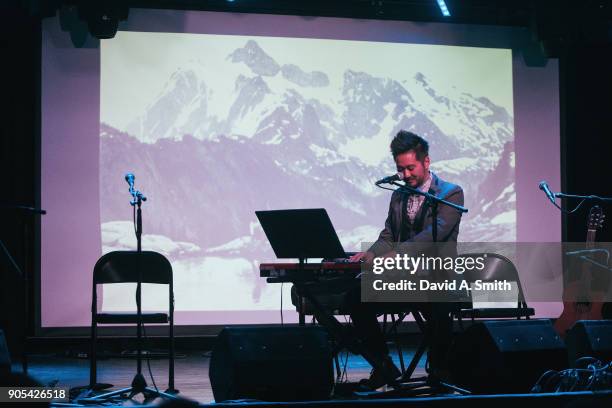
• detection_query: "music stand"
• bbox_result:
[255,208,346,261]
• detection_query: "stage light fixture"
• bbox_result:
[78,2,129,40]
[436,0,451,17]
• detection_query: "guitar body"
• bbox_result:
[554,206,606,337]
[554,300,603,337]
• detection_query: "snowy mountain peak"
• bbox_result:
[281,64,329,88]
[228,40,280,77]
[414,72,430,87]
[125,67,206,143]
[121,43,514,179]
[342,70,415,140]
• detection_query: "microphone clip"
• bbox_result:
[130,190,147,206]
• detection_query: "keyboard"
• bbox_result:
[259,261,362,282]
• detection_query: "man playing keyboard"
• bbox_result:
[348,130,464,389]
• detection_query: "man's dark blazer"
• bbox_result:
[369,172,464,256]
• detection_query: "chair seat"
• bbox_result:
[96,312,168,324]
[457,307,535,319]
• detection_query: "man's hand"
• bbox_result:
[349,251,375,264]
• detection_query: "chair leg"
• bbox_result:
[168,317,175,392]
[390,314,406,373]
[334,353,342,381]
[298,296,306,325]
[166,288,177,395]
[89,320,97,387]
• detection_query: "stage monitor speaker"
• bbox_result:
[566,320,612,366]
[0,329,10,376]
[209,325,333,402]
[449,319,567,394]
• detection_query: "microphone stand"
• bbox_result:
[0,204,46,375]
[389,181,467,243]
[131,188,147,398]
[555,192,612,203]
[85,184,178,403]
[382,181,469,396]
[544,188,612,212]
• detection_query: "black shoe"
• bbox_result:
[359,357,401,390]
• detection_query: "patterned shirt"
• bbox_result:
[406,172,433,223]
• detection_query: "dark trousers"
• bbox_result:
[345,283,454,372]
[344,284,390,361]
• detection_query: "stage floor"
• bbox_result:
[20,347,425,405]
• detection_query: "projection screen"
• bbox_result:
[40,9,560,333]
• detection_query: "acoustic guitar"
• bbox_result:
[554,205,606,337]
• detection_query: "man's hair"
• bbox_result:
[390,130,429,161]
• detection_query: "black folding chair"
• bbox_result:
[454,252,534,323]
[89,251,176,394]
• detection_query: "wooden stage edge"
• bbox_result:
[205,391,612,408]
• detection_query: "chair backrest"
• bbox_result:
[93,251,172,285]
[460,252,526,303]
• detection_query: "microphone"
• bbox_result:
[125,173,135,190]
[539,181,556,204]
[124,172,147,203]
[375,172,403,185]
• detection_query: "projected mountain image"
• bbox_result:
[100,37,515,316]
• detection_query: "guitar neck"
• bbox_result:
[586,229,596,248]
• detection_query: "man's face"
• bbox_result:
[395,150,430,188]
